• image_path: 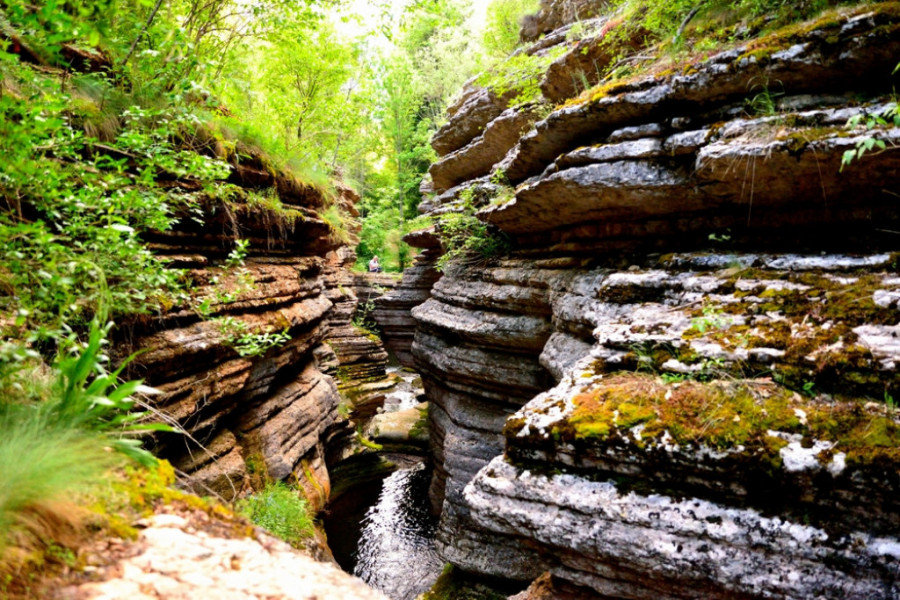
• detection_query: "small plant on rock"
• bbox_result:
[435,213,511,272]
[236,481,314,548]
[214,317,291,357]
[841,103,900,170]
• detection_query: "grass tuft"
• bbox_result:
[236,482,314,547]
[0,412,115,563]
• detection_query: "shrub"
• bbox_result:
[483,0,541,57]
[236,482,314,547]
[435,213,511,271]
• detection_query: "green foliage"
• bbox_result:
[0,314,177,562]
[841,103,900,170]
[689,304,731,334]
[476,47,566,106]
[224,239,249,269]
[0,59,235,347]
[222,14,360,170]
[236,481,314,547]
[322,205,352,243]
[744,80,784,116]
[404,214,436,234]
[47,318,174,466]
[435,213,511,272]
[483,0,541,57]
[353,0,488,272]
[0,0,118,60]
[214,317,291,358]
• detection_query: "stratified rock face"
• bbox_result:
[457,364,900,597]
[373,248,442,368]
[520,0,608,43]
[485,105,900,242]
[429,106,539,194]
[431,86,515,157]
[123,253,338,504]
[539,18,615,104]
[118,171,364,508]
[410,4,900,597]
[239,361,339,512]
[465,455,900,599]
[504,11,900,186]
[319,252,398,419]
[418,247,900,590]
[411,262,561,517]
[429,250,900,597]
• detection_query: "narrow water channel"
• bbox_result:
[325,365,443,600]
[352,461,444,600]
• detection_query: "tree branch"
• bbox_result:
[122,0,166,68]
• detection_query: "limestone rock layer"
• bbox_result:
[393,2,900,598]
[117,162,393,511]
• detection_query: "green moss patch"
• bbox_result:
[556,373,900,469]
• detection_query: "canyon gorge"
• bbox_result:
[47,1,900,599]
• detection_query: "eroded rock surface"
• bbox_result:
[400,4,900,598]
[464,456,899,599]
[60,512,387,600]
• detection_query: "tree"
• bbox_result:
[483,0,539,58]
[260,20,356,157]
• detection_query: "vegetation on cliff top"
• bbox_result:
[563,0,879,108]
[540,372,900,471]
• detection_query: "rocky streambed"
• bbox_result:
[324,360,442,600]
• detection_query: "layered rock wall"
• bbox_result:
[400,2,900,598]
[374,247,442,368]
[116,153,390,512]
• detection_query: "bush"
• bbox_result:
[483,0,541,57]
[236,482,314,547]
[435,213,511,271]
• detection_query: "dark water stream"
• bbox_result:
[354,462,444,599]
[325,364,442,599]
[327,461,444,600]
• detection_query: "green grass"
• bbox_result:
[0,410,114,557]
[236,482,314,547]
[323,204,353,243]
[210,114,336,197]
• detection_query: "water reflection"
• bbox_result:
[353,462,443,600]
